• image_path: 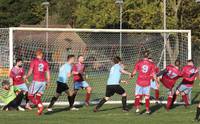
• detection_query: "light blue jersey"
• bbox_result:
[57,63,72,83]
[107,64,122,85]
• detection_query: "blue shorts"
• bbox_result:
[177,84,192,95]
[28,81,46,95]
[135,84,150,96]
[150,80,158,90]
[74,81,89,90]
[15,83,28,92]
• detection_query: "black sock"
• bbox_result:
[195,107,200,120]
[68,94,76,108]
[122,96,127,110]
[25,93,29,104]
[48,96,58,108]
[171,93,177,106]
[96,98,107,110]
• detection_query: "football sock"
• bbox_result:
[122,96,127,110]
[134,97,140,108]
[68,94,76,108]
[155,90,159,100]
[25,93,29,104]
[48,96,58,108]
[171,93,177,106]
[96,98,107,109]
[195,107,200,120]
[182,95,189,106]
[36,94,42,104]
[166,96,172,109]
[85,93,91,103]
[145,98,150,111]
[28,95,38,105]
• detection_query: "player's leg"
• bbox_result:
[134,85,142,113]
[94,85,114,112]
[47,82,64,111]
[82,81,92,106]
[18,83,32,110]
[116,85,128,112]
[181,87,191,107]
[67,89,79,110]
[166,89,174,110]
[150,80,159,102]
[143,86,151,114]
[194,102,200,121]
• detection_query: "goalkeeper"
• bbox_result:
[0,80,25,111]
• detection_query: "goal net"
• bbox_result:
[0,28,191,105]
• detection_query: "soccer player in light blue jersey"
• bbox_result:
[94,56,131,112]
[47,55,78,111]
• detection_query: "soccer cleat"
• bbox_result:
[25,103,32,110]
[17,106,25,111]
[93,107,99,112]
[47,108,53,112]
[145,110,151,115]
[70,107,79,111]
[136,108,140,113]
[122,108,129,112]
[37,103,44,116]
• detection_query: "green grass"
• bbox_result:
[0,104,199,124]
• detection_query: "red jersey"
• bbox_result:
[73,63,85,82]
[180,65,198,87]
[29,58,49,82]
[161,64,181,89]
[10,66,25,85]
[133,59,155,87]
[151,61,160,73]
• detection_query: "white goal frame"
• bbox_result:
[7,27,191,106]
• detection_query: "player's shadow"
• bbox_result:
[99,106,122,112]
[191,92,200,104]
[44,105,84,115]
[139,104,163,115]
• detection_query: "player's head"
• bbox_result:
[35,49,43,59]
[187,59,194,65]
[67,55,75,64]
[143,50,150,58]
[78,55,84,63]
[113,56,121,64]
[1,80,10,90]
[16,58,23,67]
[175,59,180,67]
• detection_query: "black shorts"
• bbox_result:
[105,85,125,97]
[56,81,69,94]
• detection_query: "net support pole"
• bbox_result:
[163,0,167,69]
[9,28,13,70]
[188,30,192,60]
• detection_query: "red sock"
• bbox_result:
[28,95,38,105]
[36,94,42,104]
[182,95,189,106]
[85,93,91,103]
[134,96,141,108]
[166,96,172,109]
[155,90,159,100]
[145,98,150,111]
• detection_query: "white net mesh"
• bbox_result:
[0,28,191,104]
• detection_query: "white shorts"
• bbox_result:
[28,81,46,95]
[15,83,28,92]
[135,84,150,96]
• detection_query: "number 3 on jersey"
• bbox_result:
[142,65,149,73]
[38,63,44,72]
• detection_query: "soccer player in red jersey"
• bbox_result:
[172,59,198,108]
[72,55,92,106]
[131,51,156,114]
[10,58,32,110]
[148,58,160,102]
[25,49,50,115]
[156,60,181,110]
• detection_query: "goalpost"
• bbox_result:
[0,27,191,105]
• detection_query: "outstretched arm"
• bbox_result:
[156,69,167,77]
